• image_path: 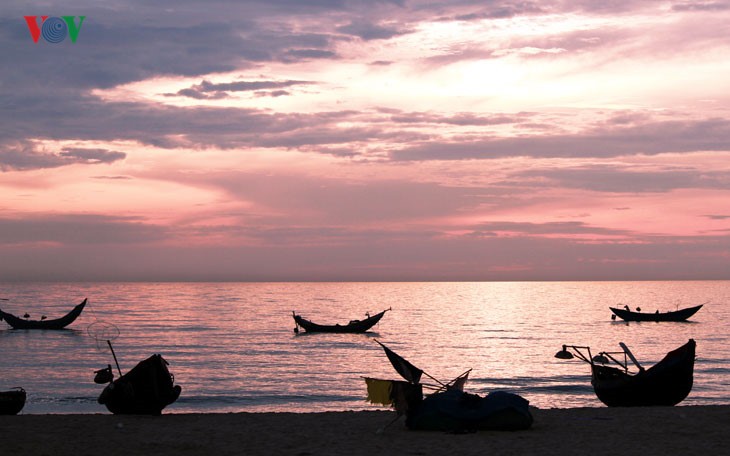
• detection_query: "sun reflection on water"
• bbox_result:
[1,281,728,413]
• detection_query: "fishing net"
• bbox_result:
[87,321,120,352]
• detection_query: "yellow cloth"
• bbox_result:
[364,378,393,406]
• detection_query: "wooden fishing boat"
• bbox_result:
[97,354,181,415]
[0,298,87,329]
[0,388,26,415]
[292,308,390,333]
[364,340,533,432]
[556,339,696,407]
[609,304,702,322]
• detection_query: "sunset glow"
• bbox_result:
[2,1,730,280]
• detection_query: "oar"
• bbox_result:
[619,342,644,371]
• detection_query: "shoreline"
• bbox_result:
[2,405,728,455]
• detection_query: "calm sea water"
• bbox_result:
[0,281,728,414]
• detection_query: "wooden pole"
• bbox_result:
[619,342,644,371]
[107,340,122,376]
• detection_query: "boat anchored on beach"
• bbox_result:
[555,339,696,407]
[0,387,26,415]
[94,342,182,415]
[364,340,533,432]
[88,322,181,415]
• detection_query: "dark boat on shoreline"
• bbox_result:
[364,340,533,432]
[609,304,703,322]
[0,298,87,329]
[556,339,696,407]
[96,354,181,415]
[0,388,26,415]
[292,308,390,333]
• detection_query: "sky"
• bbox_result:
[1,0,730,281]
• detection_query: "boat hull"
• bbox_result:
[406,389,533,432]
[0,388,26,415]
[293,309,388,333]
[591,339,696,407]
[0,299,87,329]
[609,304,702,322]
[98,354,181,415]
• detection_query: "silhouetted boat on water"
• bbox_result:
[292,308,390,333]
[96,353,182,415]
[0,298,87,329]
[556,339,696,406]
[609,304,703,322]
[0,388,26,415]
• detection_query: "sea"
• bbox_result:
[0,281,728,414]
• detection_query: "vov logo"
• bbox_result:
[24,16,85,43]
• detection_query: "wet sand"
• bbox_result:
[1,405,727,455]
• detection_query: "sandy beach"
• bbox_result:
[1,405,727,456]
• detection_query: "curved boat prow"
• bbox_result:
[0,298,88,330]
